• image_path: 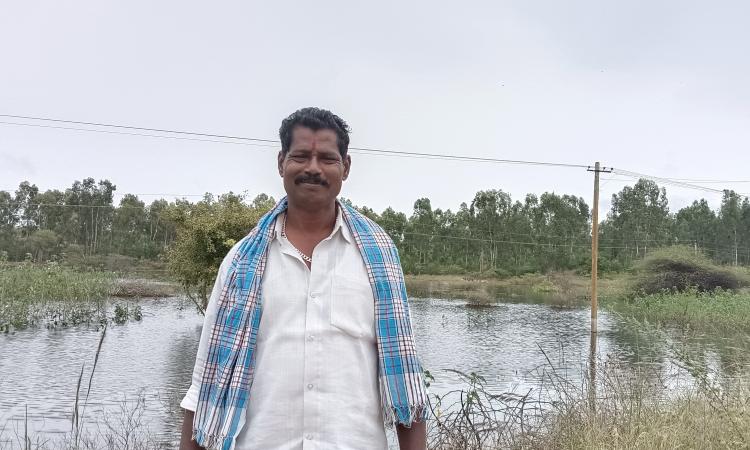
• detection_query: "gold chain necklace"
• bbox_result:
[281,213,313,263]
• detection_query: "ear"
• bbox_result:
[342,154,351,181]
[277,151,285,177]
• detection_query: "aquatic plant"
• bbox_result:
[0,263,115,329]
[609,288,750,332]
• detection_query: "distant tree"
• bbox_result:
[717,190,749,265]
[674,199,717,253]
[24,230,63,262]
[14,181,39,236]
[113,194,148,257]
[601,179,672,264]
[251,193,276,211]
[65,178,116,255]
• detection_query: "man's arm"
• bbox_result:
[178,245,241,450]
[396,420,427,450]
[179,410,203,450]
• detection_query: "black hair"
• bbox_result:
[279,107,351,157]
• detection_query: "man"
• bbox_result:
[179,107,429,450]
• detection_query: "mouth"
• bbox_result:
[295,178,328,187]
[299,182,326,189]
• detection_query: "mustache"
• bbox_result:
[295,174,329,186]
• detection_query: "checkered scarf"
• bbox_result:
[193,197,428,450]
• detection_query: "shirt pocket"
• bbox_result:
[330,275,376,341]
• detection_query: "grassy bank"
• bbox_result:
[607,288,750,332]
[8,355,746,450]
[405,272,628,305]
[532,384,750,449]
[600,248,750,332]
[0,264,178,329]
[428,351,750,450]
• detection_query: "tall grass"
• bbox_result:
[4,349,749,449]
[609,289,750,332]
[427,354,750,449]
[0,263,115,329]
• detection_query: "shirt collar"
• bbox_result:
[273,202,352,244]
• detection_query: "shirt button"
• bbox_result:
[305,434,312,440]
[307,383,314,390]
[308,335,315,341]
[309,292,318,300]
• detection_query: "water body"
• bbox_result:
[1,296,745,448]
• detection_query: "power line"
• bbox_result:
[611,168,750,196]
[604,175,750,184]
[0,114,279,144]
[670,178,750,184]
[0,121,279,149]
[0,114,589,169]
[0,202,166,211]
[0,188,211,198]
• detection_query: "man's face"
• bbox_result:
[278,126,351,208]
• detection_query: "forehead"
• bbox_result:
[289,126,339,151]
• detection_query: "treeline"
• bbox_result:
[1,178,749,278]
[0,179,175,262]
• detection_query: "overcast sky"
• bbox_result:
[2,0,749,217]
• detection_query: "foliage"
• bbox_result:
[0,178,177,262]
[1,177,749,282]
[0,263,116,329]
[427,349,750,449]
[630,246,748,295]
[610,288,750,332]
[165,193,274,310]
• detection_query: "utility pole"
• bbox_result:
[587,162,612,334]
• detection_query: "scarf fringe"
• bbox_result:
[382,403,429,429]
[193,428,231,450]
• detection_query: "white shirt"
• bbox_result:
[181,208,387,450]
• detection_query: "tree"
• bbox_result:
[166,193,274,311]
[531,193,590,270]
[602,179,672,263]
[717,190,748,265]
[14,181,39,236]
[65,178,117,255]
[469,190,513,272]
[113,194,148,257]
[24,230,63,262]
[674,199,717,254]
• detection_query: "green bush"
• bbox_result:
[630,246,748,295]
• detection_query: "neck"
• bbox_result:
[285,199,337,236]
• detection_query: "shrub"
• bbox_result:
[630,246,748,295]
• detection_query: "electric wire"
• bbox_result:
[0,115,589,169]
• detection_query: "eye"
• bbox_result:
[288,154,308,162]
[322,156,341,164]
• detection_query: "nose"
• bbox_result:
[304,154,323,174]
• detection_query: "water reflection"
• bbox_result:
[1,295,749,447]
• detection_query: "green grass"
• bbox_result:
[0,263,116,329]
[607,288,750,332]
